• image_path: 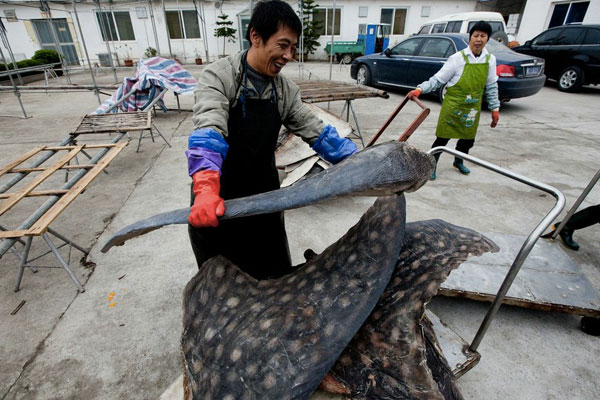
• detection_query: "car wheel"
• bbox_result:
[490,31,510,46]
[356,65,372,86]
[341,53,352,64]
[437,83,447,103]
[558,66,584,92]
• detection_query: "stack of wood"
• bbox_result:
[275,103,355,187]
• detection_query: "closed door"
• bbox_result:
[31,19,78,65]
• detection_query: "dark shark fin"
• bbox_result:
[181,195,407,399]
[326,220,499,399]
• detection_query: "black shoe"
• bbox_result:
[558,226,580,251]
[580,317,600,336]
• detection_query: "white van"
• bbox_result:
[417,12,514,45]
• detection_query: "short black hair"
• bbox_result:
[245,0,302,44]
[469,21,492,39]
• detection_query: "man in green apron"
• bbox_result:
[409,21,500,180]
[185,0,357,279]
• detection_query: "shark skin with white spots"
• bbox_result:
[324,220,499,399]
[181,195,408,399]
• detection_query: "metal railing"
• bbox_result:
[427,146,566,351]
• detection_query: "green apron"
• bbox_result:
[435,51,490,140]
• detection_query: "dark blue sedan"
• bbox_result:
[350,33,546,102]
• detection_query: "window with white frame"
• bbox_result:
[380,8,407,35]
[166,10,201,39]
[314,7,341,36]
[548,1,589,28]
[96,11,135,41]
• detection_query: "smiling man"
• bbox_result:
[186,0,357,279]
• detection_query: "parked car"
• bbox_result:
[350,33,546,103]
[417,12,514,46]
[513,24,600,92]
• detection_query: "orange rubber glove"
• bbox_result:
[189,170,225,228]
[407,88,421,99]
[490,110,499,128]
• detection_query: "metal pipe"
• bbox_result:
[0,19,24,84]
[549,168,600,239]
[328,0,336,82]
[426,147,566,351]
[0,136,74,194]
[72,0,101,104]
[0,133,126,259]
[148,0,161,54]
[0,43,28,118]
[162,0,173,58]
[95,0,118,82]
[40,0,71,84]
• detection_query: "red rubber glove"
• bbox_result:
[407,88,421,99]
[491,110,499,128]
[189,170,225,228]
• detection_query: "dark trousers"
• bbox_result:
[565,204,600,231]
[431,137,475,154]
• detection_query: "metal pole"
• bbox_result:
[0,44,28,118]
[425,148,566,352]
[199,0,210,62]
[298,0,304,80]
[148,0,161,54]
[0,133,126,259]
[176,0,187,62]
[162,0,173,58]
[328,0,336,81]
[95,0,118,83]
[40,0,71,84]
[549,169,600,239]
[0,19,24,84]
[72,0,101,104]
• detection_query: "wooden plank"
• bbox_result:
[28,142,128,235]
[0,145,84,217]
[0,147,43,178]
[10,164,95,173]
[72,111,152,134]
[0,230,31,239]
[0,190,69,199]
[44,144,118,151]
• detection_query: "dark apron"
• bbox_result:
[188,80,293,280]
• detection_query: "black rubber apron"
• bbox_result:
[188,78,293,280]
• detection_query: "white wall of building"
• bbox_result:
[311,0,476,59]
[9,0,569,66]
[517,0,600,43]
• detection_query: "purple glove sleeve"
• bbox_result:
[185,147,224,176]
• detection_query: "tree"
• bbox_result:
[214,13,237,57]
[299,0,323,58]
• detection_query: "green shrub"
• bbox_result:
[32,49,60,64]
[16,59,44,68]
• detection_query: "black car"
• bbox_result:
[513,24,600,92]
[350,33,546,102]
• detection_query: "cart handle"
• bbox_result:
[366,95,430,147]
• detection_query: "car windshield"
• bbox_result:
[484,38,511,53]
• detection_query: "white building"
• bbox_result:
[0,0,598,66]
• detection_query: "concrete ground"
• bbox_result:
[0,61,598,399]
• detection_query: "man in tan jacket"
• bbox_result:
[186,0,356,279]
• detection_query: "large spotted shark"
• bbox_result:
[180,197,498,399]
[102,141,498,399]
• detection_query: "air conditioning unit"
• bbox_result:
[97,52,119,67]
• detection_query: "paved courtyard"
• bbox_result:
[0,61,599,399]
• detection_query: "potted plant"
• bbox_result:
[214,13,237,58]
[119,44,134,66]
[194,50,203,65]
[144,47,158,58]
